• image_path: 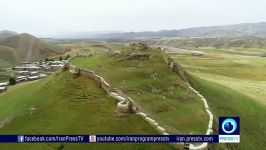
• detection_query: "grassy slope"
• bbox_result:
[0,71,174,150]
[0,45,19,66]
[172,52,266,105]
[72,48,208,134]
[188,75,266,150]
[0,59,10,67]
[169,49,266,149]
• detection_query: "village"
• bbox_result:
[0,59,67,93]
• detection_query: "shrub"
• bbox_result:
[9,76,16,85]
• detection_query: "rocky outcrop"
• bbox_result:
[129,42,148,51]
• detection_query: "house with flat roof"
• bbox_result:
[16,76,27,83]
[13,66,41,71]
[0,82,9,87]
[192,51,204,56]
[27,76,40,81]
[0,86,7,93]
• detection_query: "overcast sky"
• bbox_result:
[1,0,266,36]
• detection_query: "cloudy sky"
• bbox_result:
[1,0,266,36]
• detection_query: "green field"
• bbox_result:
[0,71,174,150]
[71,46,208,134]
[168,47,266,149]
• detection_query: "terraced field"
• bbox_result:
[168,47,266,150]
[0,71,174,150]
[72,46,209,135]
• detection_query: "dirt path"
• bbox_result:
[25,38,35,61]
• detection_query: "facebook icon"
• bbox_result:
[17,135,24,143]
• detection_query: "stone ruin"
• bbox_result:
[64,50,214,150]
[129,42,148,51]
[126,52,151,60]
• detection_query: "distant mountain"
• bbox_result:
[0,33,66,66]
[95,22,266,39]
[0,30,18,39]
[45,31,123,39]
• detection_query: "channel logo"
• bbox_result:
[219,117,240,143]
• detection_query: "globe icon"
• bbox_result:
[222,118,237,134]
[224,121,234,132]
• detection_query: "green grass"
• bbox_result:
[168,47,266,149]
[71,48,208,134]
[0,72,10,83]
[172,52,266,81]
[187,74,266,150]
[0,71,174,150]
[0,59,12,67]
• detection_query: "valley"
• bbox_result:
[1,21,266,150]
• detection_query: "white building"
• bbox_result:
[0,86,7,92]
[16,76,27,83]
[13,66,41,71]
[0,82,9,87]
[27,76,40,81]
[192,51,204,56]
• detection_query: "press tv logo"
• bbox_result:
[219,117,240,143]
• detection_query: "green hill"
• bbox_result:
[0,71,174,150]
[71,45,209,134]
[0,33,66,66]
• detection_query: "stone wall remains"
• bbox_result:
[160,49,188,82]
[161,48,214,150]
[64,53,213,150]
[64,59,181,148]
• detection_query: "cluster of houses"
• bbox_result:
[0,60,67,93]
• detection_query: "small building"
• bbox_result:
[50,64,64,71]
[30,71,39,76]
[32,62,40,65]
[112,50,122,54]
[39,74,48,78]
[80,52,91,57]
[22,62,31,65]
[15,71,30,76]
[0,86,7,93]
[27,76,40,81]
[192,51,204,56]
[13,66,41,71]
[0,82,9,87]
[51,61,64,65]
[16,76,27,83]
